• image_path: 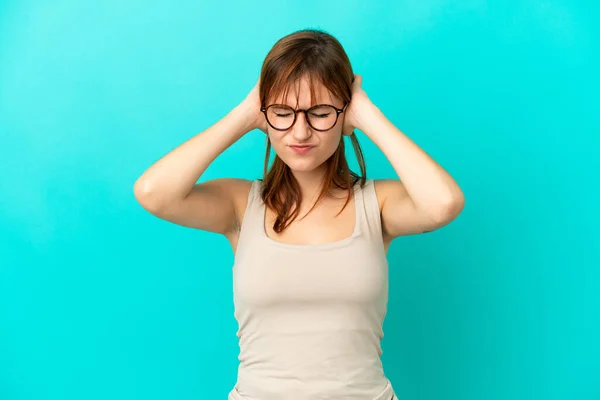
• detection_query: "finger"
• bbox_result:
[354,74,362,88]
[342,113,353,136]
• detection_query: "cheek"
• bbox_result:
[267,132,285,151]
[322,135,343,157]
[322,127,344,146]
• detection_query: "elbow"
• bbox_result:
[133,177,151,203]
[134,178,165,213]
[434,191,465,224]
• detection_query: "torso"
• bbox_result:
[226,180,392,256]
[227,178,394,400]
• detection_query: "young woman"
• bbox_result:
[134,29,464,400]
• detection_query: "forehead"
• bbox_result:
[271,76,338,106]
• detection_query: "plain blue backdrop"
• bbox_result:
[1,1,599,399]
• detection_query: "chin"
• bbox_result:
[281,158,320,172]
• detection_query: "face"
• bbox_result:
[265,76,348,175]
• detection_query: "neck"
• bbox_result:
[291,166,329,201]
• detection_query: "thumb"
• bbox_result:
[353,74,362,90]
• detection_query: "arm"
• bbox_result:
[133,80,266,235]
[346,75,465,238]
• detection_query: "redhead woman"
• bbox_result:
[134,28,465,400]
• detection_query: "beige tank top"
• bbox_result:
[228,178,396,400]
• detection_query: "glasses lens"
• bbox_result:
[266,105,295,130]
[266,105,338,131]
[307,105,337,131]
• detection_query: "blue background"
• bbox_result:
[1,1,599,399]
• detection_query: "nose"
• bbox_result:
[292,110,312,140]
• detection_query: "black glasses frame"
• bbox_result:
[260,103,347,132]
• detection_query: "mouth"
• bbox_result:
[289,145,314,154]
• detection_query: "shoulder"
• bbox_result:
[371,178,410,212]
[218,177,253,204]
[227,178,258,222]
[205,177,253,198]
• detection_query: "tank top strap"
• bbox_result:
[238,179,264,241]
[357,179,384,246]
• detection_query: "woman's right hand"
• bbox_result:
[239,78,268,134]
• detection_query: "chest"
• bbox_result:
[233,236,389,307]
[264,198,356,246]
[227,199,391,257]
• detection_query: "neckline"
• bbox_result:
[259,181,364,250]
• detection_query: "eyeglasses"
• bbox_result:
[260,103,347,132]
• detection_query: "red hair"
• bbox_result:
[259,28,367,234]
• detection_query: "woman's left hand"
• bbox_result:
[342,74,374,136]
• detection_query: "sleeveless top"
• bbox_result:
[228,179,396,400]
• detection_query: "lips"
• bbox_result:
[290,145,314,154]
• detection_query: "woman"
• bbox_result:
[134,29,464,400]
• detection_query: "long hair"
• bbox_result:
[258,28,367,234]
